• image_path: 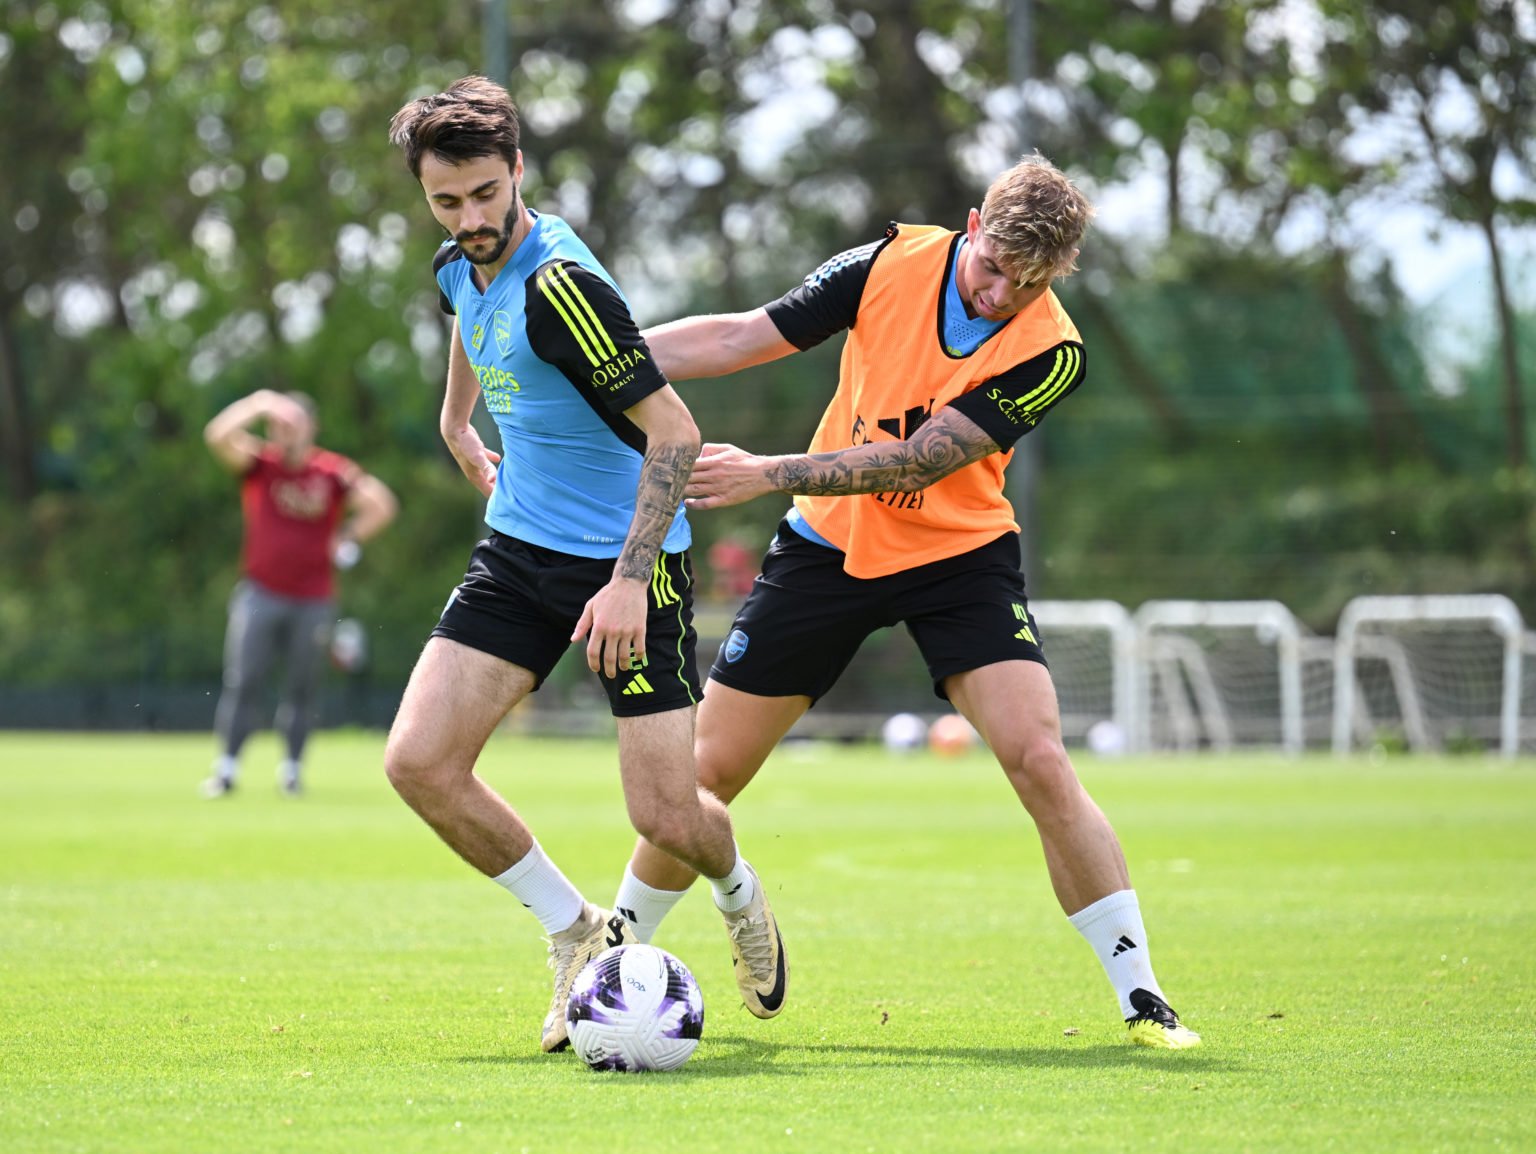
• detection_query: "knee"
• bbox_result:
[628,802,696,859]
[223,667,256,693]
[383,728,451,804]
[998,736,1081,816]
[694,749,745,804]
[382,736,418,798]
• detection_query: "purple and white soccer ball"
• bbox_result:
[565,944,704,1072]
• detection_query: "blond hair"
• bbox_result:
[979,153,1094,286]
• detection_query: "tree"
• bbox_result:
[1315,0,1536,470]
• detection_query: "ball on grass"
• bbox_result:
[1086,720,1127,756]
[881,712,928,753]
[927,713,977,757]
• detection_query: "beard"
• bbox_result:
[455,201,520,265]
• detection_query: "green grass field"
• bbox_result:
[2,731,1533,1153]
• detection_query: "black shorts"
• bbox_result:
[709,521,1046,703]
[431,532,702,717]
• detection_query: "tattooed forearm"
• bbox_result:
[765,415,998,496]
[618,440,699,579]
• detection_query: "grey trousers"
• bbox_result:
[213,580,334,763]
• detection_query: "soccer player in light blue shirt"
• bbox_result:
[384,76,788,1055]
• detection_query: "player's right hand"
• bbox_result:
[264,393,310,440]
[685,442,776,510]
[571,576,647,678]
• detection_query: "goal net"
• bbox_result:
[1331,594,1529,757]
[1131,600,1311,753]
[1032,601,1135,749]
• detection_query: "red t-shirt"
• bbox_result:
[239,446,359,599]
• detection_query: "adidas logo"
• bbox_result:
[1111,934,1138,956]
[621,673,654,696]
[1012,603,1037,644]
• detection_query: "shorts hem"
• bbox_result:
[707,666,822,705]
[428,626,549,690]
[609,695,700,719]
[927,649,1049,701]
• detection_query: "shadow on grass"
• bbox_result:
[457,1035,1234,1076]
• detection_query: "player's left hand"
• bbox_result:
[572,576,648,678]
[332,538,362,570]
[685,442,777,510]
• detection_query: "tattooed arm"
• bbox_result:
[686,406,1001,511]
[618,388,701,578]
[571,385,700,677]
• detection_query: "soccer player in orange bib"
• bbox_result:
[612,154,1199,1049]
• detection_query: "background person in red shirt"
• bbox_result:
[202,389,397,797]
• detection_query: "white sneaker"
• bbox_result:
[541,904,634,1052]
[720,867,788,1018]
[200,774,235,799]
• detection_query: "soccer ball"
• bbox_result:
[927,712,978,756]
[1086,720,1127,756]
[565,944,704,1072]
[881,711,928,752]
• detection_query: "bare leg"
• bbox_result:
[616,706,735,878]
[950,660,1201,1044]
[945,660,1129,915]
[626,681,810,891]
[383,637,539,876]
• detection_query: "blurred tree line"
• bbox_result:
[0,0,1532,695]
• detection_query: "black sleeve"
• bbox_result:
[432,244,461,316]
[945,341,1086,449]
[525,260,671,415]
[763,227,896,351]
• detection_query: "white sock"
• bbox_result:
[212,754,238,783]
[277,758,300,783]
[491,843,586,936]
[612,865,691,943]
[1067,889,1166,1019]
[704,851,756,915]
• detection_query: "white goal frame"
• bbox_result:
[1331,594,1527,758]
[1032,600,1135,746]
[1130,600,1306,755]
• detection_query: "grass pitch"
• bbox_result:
[2,731,1533,1153]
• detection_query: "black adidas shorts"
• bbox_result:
[709,520,1046,703]
[431,532,702,717]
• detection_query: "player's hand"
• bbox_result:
[263,393,310,441]
[571,576,648,678]
[445,426,501,497]
[685,442,777,511]
[332,538,362,570]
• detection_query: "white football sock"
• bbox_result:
[704,851,756,915]
[1067,889,1167,1018]
[211,754,238,783]
[612,865,691,943]
[491,843,586,936]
